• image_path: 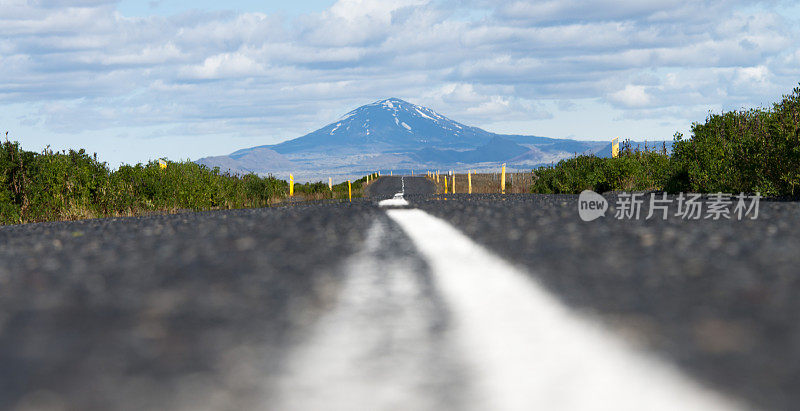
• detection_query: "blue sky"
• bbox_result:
[2,0,800,166]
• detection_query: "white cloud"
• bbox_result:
[1,0,799,164]
[328,0,429,22]
[465,95,512,116]
[735,65,769,84]
[185,51,264,79]
[432,83,486,104]
[609,85,653,108]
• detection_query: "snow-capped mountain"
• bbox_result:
[196,98,636,180]
[248,97,494,155]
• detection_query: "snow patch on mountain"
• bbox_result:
[414,107,435,121]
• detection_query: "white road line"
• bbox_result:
[271,219,465,411]
[379,193,409,207]
[377,176,409,207]
[386,208,743,411]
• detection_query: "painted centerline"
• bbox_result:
[379,192,409,207]
[272,218,468,411]
[386,208,742,411]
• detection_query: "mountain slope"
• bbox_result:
[231,98,495,158]
[197,147,294,174]
[270,98,493,154]
[409,136,531,164]
[195,98,666,179]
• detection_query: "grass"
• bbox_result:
[425,171,534,194]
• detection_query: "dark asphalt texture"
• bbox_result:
[411,190,800,411]
[1,175,798,410]
[0,202,381,410]
[365,174,437,198]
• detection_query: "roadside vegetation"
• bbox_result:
[0,140,365,225]
[531,84,800,197]
[5,85,798,223]
[531,144,674,194]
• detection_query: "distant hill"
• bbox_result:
[196,147,293,174]
[196,98,670,179]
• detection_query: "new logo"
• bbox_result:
[578,190,608,221]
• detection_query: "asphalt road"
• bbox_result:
[1,176,798,410]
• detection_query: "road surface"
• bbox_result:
[1,176,798,410]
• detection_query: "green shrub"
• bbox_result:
[0,140,34,223]
[531,150,674,194]
[532,84,800,196]
[0,140,371,224]
[671,85,800,196]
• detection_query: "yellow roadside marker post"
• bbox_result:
[452,174,456,193]
[436,170,440,183]
[468,170,472,194]
[158,159,167,169]
[444,175,448,194]
[289,174,294,196]
[390,170,392,176]
[328,177,333,191]
[501,163,506,194]
[612,137,620,158]
[348,180,352,202]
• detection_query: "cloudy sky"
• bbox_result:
[2,0,800,166]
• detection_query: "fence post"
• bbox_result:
[501,163,506,194]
